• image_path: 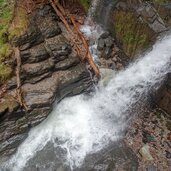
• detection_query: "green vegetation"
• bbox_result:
[0,0,13,84]
[153,0,168,5]
[0,0,27,84]
[152,0,171,27]
[113,10,153,58]
[79,0,90,12]
[0,63,12,83]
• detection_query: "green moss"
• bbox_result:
[79,0,90,12]
[153,0,168,5]
[0,0,28,84]
[0,63,12,84]
[113,10,153,57]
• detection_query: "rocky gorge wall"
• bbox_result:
[0,0,171,160]
[107,0,171,115]
[0,4,93,157]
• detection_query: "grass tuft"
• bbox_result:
[113,10,154,58]
[0,63,12,84]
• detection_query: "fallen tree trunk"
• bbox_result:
[14,47,28,110]
[49,0,100,78]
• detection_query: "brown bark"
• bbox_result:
[49,0,100,78]
[14,47,28,110]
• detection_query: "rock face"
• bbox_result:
[0,5,93,157]
[109,0,171,115]
[156,73,171,114]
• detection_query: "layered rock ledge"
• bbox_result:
[0,5,93,157]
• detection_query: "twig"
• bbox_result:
[14,47,28,110]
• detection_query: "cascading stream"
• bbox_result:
[1,33,171,171]
[1,0,171,170]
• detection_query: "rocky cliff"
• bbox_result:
[0,3,93,157]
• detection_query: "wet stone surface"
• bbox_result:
[21,141,138,171]
[125,108,171,171]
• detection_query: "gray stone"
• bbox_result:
[20,43,50,64]
[45,35,72,60]
[21,58,54,80]
[17,26,44,51]
[97,38,105,50]
[0,4,93,159]
[105,37,114,47]
[55,55,80,71]
[139,144,154,161]
[146,164,157,171]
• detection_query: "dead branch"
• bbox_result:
[49,0,100,78]
[70,15,100,76]
[14,47,28,110]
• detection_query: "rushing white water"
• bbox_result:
[1,33,171,171]
[1,0,171,170]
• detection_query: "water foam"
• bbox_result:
[1,33,171,171]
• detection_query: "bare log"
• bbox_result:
[49,0,100,78]
[14,47,28,110]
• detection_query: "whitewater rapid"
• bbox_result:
[1,32,171,171]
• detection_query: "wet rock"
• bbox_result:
[166,150,171,159]
[146,164,157,171]
[100,32,110,39]
[156,72,171,115]
[0,133,27,156]
[0,97,20,121]
[99,68,114,86]
[167,132,171,141]
[0,4,93,158]
[21,58,54,80]
[116,63,123,70]
[0,106,8,118]
[38,5,51,16]
[78,141,139,171]
[139,144,154,161]
[55,55,80,71]
[142,130,155,143]
[97,34,114,59]
[35,5,61,39]
[20,43,50,64]
[45,35,72,59]
[42,25,61,38]
[6,77,17,90]
[97,38,105,50]
[105,37,114,47]
[17,25,44,51]
[137,2,167,33]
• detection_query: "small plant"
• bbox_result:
[113,10,153,58]
[0,63,12,84]
[153,0,168,5]
[0,0,28,84]
[79,0,90,11]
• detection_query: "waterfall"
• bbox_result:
[1,0,171,171]
[1,32,171,171]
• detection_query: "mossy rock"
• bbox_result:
[152,2,171,27]
[79,0,91,11]
[0,95,19,117]
[113,9,155,58]
[0,0,28,85]
[0,64,12,84]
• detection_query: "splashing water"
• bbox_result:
[1,32,171,171]
[1,0,171,170]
